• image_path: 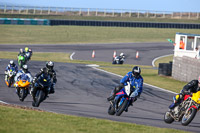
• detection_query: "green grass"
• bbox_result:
[1,14,200,24]
[154,55,174,67]
[0,105,189,133]
[0,25,200,44]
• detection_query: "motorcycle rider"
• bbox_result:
[112,53,125,64]
[24,47,32,61]
[5,60,18,81]
[107,66,143,111]
[169,75,200,110]
[31,61,57,100]
[14,65,32,96]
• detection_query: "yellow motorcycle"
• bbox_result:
[164,91,200,126]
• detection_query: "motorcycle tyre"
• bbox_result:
[181,108,197,126]
[164,111,174,124]
[35,90,45,107]
[108,104,115,115]
[8,79,12,87]
[19,88,25,102]
[116,98,128,116]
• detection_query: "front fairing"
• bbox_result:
[37,75,51,88]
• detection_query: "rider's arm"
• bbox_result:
[130,77,143,98]
[52,70,57,84]
[182,80,198,95]
[35,68,44,79]
[120,72,132,86]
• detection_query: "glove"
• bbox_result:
[32,77,37,83]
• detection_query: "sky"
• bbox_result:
[1,0,200,12]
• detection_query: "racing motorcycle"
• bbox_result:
[108,82,133,116]
[16,75,31,102]
[112,56,125,64]
[5,67,17,87]
[18,55,26,68]
[32,75,51,107]
[164,91,200,126]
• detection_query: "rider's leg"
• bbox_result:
[107,83,124,101]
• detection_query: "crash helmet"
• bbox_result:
[46,61,54,70]
[120,53,125,57]
[19,48,24,54]
[25,47,29,52]
[22,65,28,73]
[9,60,14,67]
[28,48,32,53]
[132,66,141,78]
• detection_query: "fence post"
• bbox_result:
[112,9,114,17]
[104,9,106,16]
[33,7,36,14]
[63,7,65,15]
[26,8,28,14]
[146,11,149,18]
[40,7,43,14]
[180,12,182,19]
[19,7,21,14]
[4,5,6,13]
[197,13,199,19]
[137,11,140,18]
[56,7,58,14]
[48,7,50,15]
[129,10,131,17]
[163,12,165,18]
[188,12,190,19]
[87,8,90,16]
[11,6,14,14]
[96,9,98,16]
[121,9,123,17]
[79,8,81,15]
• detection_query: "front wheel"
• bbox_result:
[34,90,45,107]
[108,104,115,115]
[19,88,27,102]
[164,111,174,124]
[116,98,128,116]
[181,107,197,126]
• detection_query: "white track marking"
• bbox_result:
[70,52,75,60]
[0,100,9,104]
[152,54,173,67]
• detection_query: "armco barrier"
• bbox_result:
[0,18,49,25]
[50,20,200,29]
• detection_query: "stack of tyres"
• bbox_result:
[158,62,172,76]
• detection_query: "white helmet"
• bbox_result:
[120,53,124,57]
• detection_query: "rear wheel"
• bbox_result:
[116,98,128,116]
[181,107,197,126]
[164,111,174,124]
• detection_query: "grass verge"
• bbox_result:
[0,104,188,133]
[0,25,200,44]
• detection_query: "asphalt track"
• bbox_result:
[0,43,200,132]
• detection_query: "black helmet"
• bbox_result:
[132,66,141,78]
[22,65,28,73]
[46,61,54,70]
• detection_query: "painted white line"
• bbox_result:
[0,100,9,104]
[152,54,173,67]
[70,52,75,60]
[91,66,177,94]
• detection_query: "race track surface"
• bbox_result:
[0,43,200,132]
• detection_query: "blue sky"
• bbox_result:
[1,0,200,12]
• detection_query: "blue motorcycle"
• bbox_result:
[108,82,133,116]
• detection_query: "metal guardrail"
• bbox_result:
[0,5,199,20]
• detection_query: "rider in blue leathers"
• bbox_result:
[5,60,18,81]
[107,66,143,110]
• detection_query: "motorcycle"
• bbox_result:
[5,67,17,87]
[112,56,125,64]
[108,82,132,116]
[16,75,31,102]
[18,55,26,68]
[32,76,51,107]
[164,91,200,126]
